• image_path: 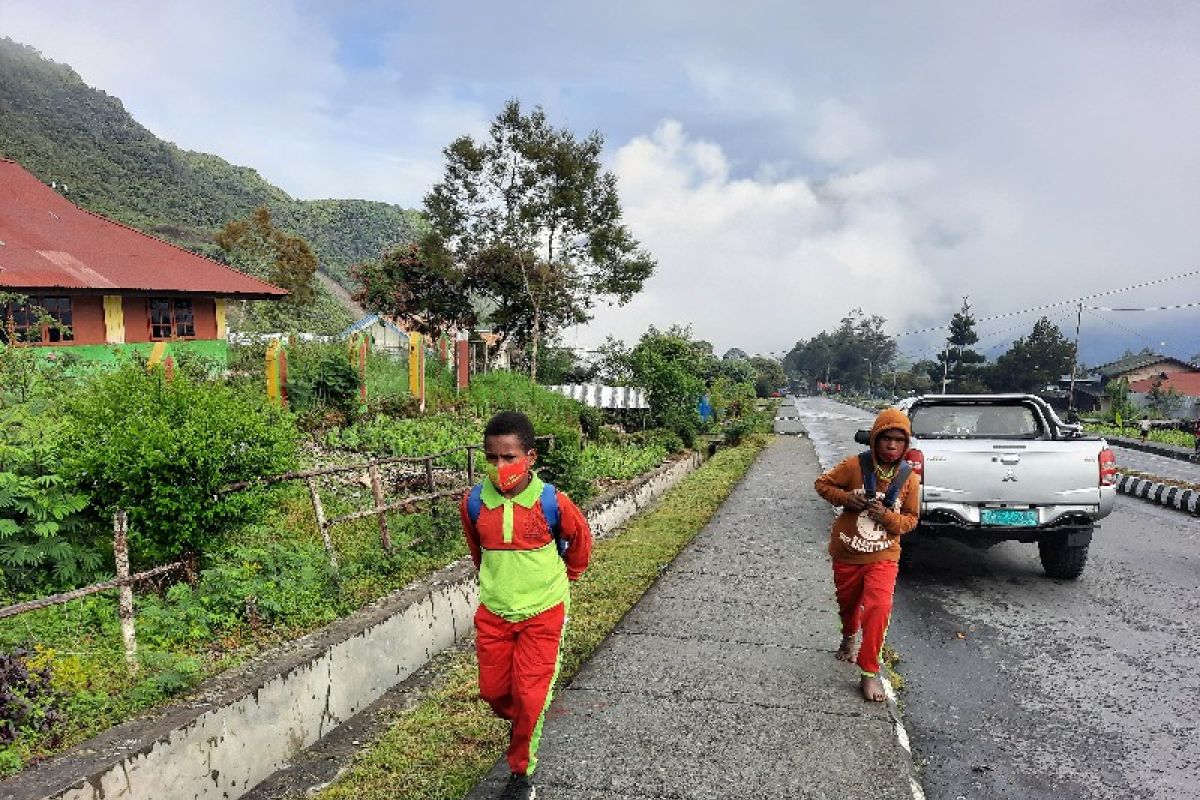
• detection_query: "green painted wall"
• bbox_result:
[36,340,229,366]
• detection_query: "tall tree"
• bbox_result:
[784,309,897,391]
[425,100,655,378]
[749,356,787,398]
[215,206,354,334]
[215,206,316,304]
[986,317,1076,392]
[351,243,475,338]
[626,325,707,445]
[933,298,987,392]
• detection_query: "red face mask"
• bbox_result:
[487,457,529,492]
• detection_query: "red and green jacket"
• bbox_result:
[460,473,592,622]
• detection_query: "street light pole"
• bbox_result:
[1068,300,1082,415]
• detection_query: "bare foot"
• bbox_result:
[835,634,855,662]
[860,674,887,702]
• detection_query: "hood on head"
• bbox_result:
[870,407,912,448]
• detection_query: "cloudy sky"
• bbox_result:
[4,0,1200,364]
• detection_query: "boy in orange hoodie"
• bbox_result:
[814,407,920,702]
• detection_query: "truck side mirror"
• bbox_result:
[854,429,870,445]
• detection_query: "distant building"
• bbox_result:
[1074,353,1200,417]
[0,159,285,351]
[1092,352,1198,384]
[342,313,408,355]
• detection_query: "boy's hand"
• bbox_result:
[843,493,869,512]
[865,498,887,522]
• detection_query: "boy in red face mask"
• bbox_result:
[814,407,920,703]
[460,411,592,800]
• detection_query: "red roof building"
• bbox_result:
[1128,371,1200,398]
[0,158,285,346]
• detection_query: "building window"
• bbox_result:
[0,296,73,344]
[149,298,195,340]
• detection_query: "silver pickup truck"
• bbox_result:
[858,394,1117,579]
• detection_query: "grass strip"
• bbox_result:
[316,436,768,800]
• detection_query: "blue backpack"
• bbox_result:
[858,451,912,507]
[467,482,566,557]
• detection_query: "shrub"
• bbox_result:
[286,341,363,418]
[59,365,299,566]
[625,327,705,446]
[325,413,479,469]
[580,444,668,484]
[137,542,338,646]
[724,409,772,445]
[629,428,684,454]
[0,648,64,752]
[0,407,101,593]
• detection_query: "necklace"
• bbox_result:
[874,463,897,480]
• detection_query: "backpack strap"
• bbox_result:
[858,451,876,499]
[469,481,566,558]
[540,482,566,557]
[883,462,912,507]
[859,451,911,508]
[467,483,483,524]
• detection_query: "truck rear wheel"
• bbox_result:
[1038,532,1090,579]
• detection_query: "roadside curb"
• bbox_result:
[1115,472,1200,515]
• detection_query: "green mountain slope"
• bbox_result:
[0,37,422,291]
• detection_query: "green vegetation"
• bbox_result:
[597,325,768,448]
[59,365,299,565]
[0,336,728,774]
[316,437,767,800]
[0,38,422,293]
[1085,422,1195,449]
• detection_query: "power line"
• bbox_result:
[892,268,1200,337]
[1088,301,1200,312]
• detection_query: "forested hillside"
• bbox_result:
[0,37,423,291]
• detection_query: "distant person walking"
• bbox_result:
[1139,416,1151,443]
[1192,417,1200,455]
[814,408,920,702]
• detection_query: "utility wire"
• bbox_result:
[892,268,1200,337]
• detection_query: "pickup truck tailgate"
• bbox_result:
[920,439,1103,506]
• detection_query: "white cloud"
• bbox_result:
[806,99,883,166]
[4,0,1200,362]
[575,121,955,355]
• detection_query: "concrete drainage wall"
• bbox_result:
[8,449,708,800]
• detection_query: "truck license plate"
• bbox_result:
[980,508,1038,526]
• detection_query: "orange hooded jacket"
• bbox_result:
[814,407,921,564]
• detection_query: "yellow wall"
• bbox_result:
[215,298,227,339]
[103,296,125,344]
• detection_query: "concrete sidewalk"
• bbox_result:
[466,434,918,800]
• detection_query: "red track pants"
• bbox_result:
[832,560,899,676]
[475,601,567,776]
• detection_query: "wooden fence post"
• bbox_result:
[306,477,339,572]
[368,464,392,552]
[425,456,437,521]
[112,509,138,675]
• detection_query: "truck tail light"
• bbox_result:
[905,448,924,480]
[1099,448,1117,486]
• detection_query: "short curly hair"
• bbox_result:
[483,411,537,452]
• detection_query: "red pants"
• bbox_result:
[832,560,899,676]
[475,601,567,776]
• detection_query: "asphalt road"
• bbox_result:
[792,396,1200,800]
